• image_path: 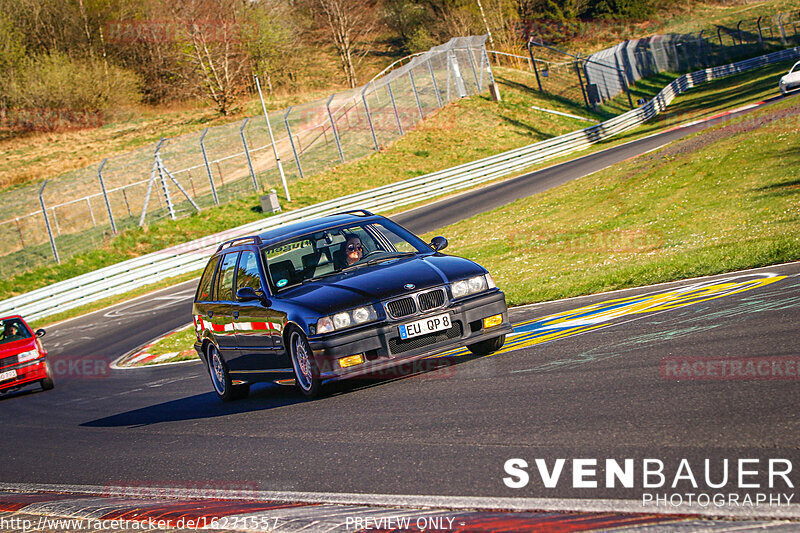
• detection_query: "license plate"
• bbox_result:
[398,313,451,339]
[0,369,17,382]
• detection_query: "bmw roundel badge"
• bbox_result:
[404,283,416,290]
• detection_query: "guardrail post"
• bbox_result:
[283,106,304,179]
[239,118,259,191]
[326,94,345,163]
[38,180,59,264]
[255,74,290,202]
[199,129,219,206]
[362,84,380,151]
[97,159,116,234]
[409,70,424,120]
[386,82,403,135]
[427,57,443,108]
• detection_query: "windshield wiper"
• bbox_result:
[364,251,416,265]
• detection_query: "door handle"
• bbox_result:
[233,311,239,319]
[207,311,213,318]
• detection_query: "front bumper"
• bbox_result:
[308,290,512,382]
[0,359,48,392]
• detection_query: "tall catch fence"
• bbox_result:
[585,11,800,102]
[0,36,492,273]
[494,10,800,108]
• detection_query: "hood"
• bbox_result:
[278,253,486,315]
[0,337,37,359]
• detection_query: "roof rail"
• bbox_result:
[333,209,375,217]
[216,235,263,252]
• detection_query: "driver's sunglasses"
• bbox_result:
[347,244,363,252]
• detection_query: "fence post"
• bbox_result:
[575,55,590,109]
[757,16,764,46]
[614,54,634,109]
[409,70,424,120]
[156,154,175,221]
[779,13,788,45]
[326,94,345,162]
[386,82,404,135]
[526,40,544,92]
[239,118,259,192]
[283,106,304,180]
[427,57,443,108]
[97,158,116,234]
[361,84,380,151]
[255,74,291,202]
[38,180,59,264]
[465,46,481,92]
[199,128,219,206]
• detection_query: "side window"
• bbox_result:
[196,256,220,302]
[215,253,239,302]
[236,251,263,292]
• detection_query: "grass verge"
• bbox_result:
[422,95,800,306]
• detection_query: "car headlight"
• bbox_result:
[316,306,378,334]
[450,274,493,299]
[17,349,39,363]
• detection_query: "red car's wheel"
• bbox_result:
[40,360,54,391]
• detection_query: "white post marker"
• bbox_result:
[255,75,291,202]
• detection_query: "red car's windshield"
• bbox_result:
[0,318,32,345]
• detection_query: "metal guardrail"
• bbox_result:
[2,46,798,322]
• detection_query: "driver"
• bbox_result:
[1,323,22,341]
[344,234,363,266]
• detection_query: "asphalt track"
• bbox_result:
[1,95,799,510]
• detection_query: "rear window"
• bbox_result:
[0,318,31,345]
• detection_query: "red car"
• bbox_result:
[0,315,54,394]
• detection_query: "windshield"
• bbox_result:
[793,62,800,74]
[262,221,429,291]
[0,318,32,345]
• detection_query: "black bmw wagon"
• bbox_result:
[192,210,512,400]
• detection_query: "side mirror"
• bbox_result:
[430,236,448,252]
[35,329,46,338]
[236,287,266,303]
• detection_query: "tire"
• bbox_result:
[467,334,506,356]
[206,344,249,401]
[287,327,321,398]
[40,360,55,391]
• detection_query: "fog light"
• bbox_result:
[483,314,503,329]
[339,354,364,368]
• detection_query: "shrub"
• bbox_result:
[6,52,141,114]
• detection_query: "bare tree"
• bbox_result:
[312,0,378,88]
[171,0,251,115]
